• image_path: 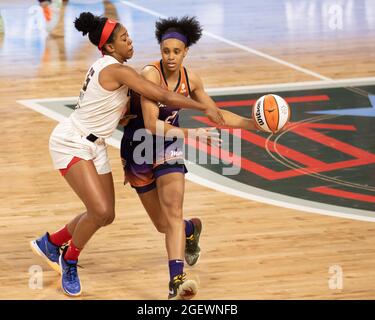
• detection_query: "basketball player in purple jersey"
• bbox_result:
[121,16,258,300]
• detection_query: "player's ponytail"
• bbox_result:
[74,12,100,37]
[74,12,119,53]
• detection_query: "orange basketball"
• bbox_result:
[252,94,290,133]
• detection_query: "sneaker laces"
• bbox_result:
[173,273,186,285]
[185,235,196,252]
[60,243,68,253]
[65,261,78,282]
[60,244,84,269]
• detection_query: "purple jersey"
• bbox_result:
[124,59,190,133]
[121,60,191,165]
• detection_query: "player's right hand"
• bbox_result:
[205,104,225,126]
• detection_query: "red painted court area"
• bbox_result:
[184,91,375,206]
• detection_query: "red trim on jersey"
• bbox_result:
[98,19,117,54]
[59,157,83,176]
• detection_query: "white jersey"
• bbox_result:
[70,55,129,139]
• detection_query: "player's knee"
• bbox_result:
[103,210,115,226]
[161,196,183,214]
[92,205,115,227]
[154,221,167,234]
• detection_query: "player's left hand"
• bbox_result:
[194,127,222,147]
[205,104,225,126]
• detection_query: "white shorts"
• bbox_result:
[49,118,111,175]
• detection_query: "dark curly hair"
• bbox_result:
[74,12,120,50]
[155,16,203,47]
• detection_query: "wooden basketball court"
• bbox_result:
[0,0,374,299]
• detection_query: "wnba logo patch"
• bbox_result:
[170,150,183,158]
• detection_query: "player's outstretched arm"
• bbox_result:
[189,71,257,130]
[109,64,224,125]
[141,95,221,145]
[220,109,258,130]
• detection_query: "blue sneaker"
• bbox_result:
[59,254,82,297]
[30,232,61,274]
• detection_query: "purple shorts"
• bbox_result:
[121,134,187,193]
[123,160,187,194]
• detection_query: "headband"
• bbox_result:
[98,19,117,53]
[161,32,188,45]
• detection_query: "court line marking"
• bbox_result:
[21,76,375,99]
[266,115,375,192]
[17,83,375,222]
[121,0,332,81]
[205,76,375,95]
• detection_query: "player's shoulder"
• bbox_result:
[141,65,160,82]
[102,61,128,72]
[141,65,158,74]
[100,62,132,80]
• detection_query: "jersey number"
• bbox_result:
[82,67,95,92]
[165,111,178,124]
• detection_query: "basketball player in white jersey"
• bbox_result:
[29,11,224,297]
